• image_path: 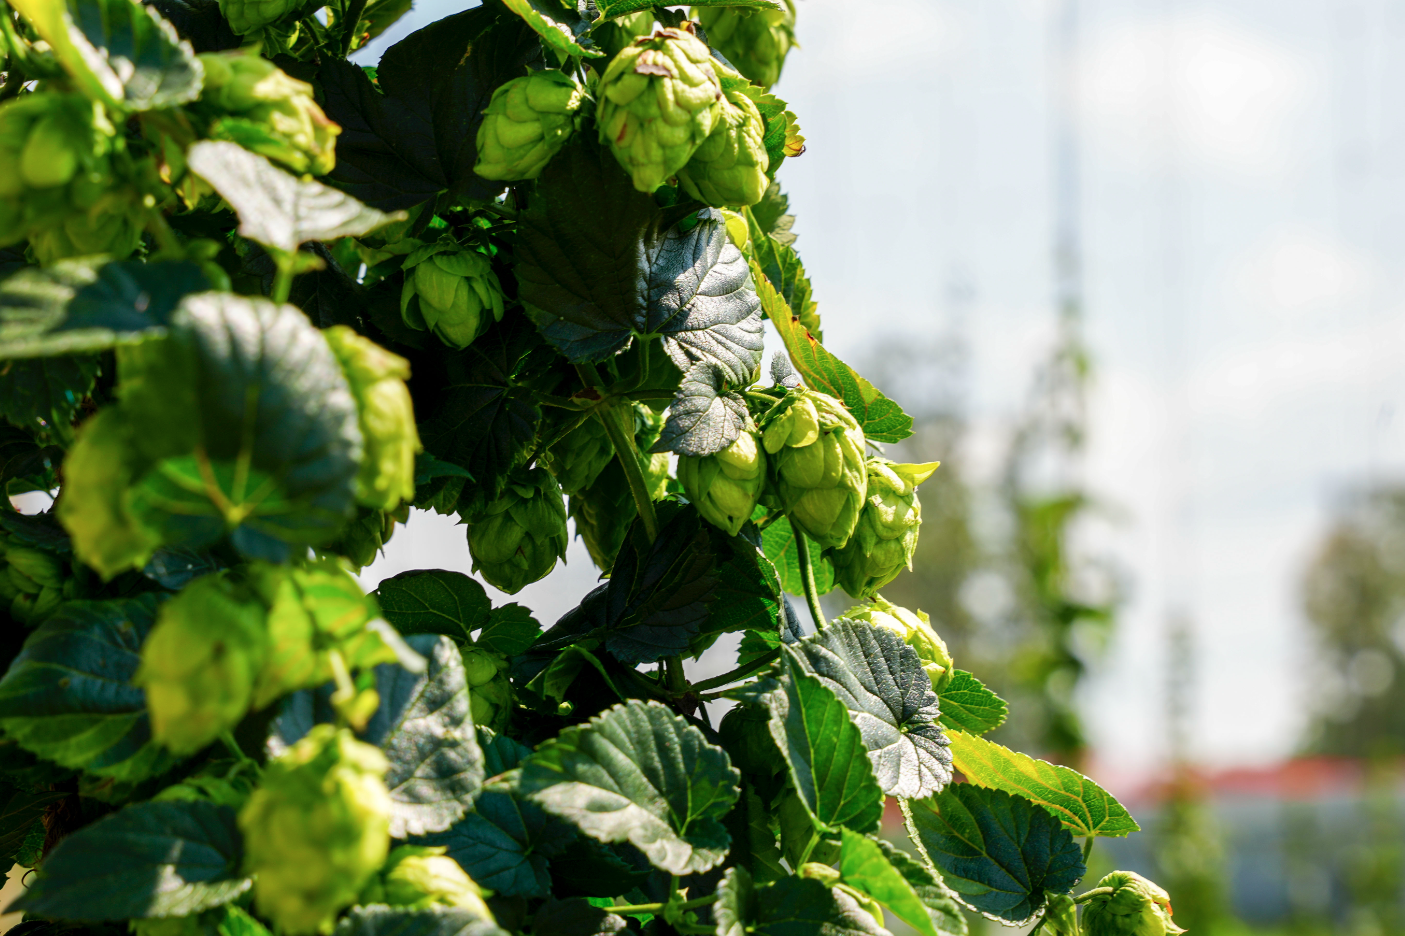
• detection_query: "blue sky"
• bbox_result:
[357,0,1405,776]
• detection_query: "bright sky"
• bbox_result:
[355,0,1405,775]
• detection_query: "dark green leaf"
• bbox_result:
[651,361,746,457]
[567,456,635,571]
[783,618,951,799]
[752,266,912,443]
[937,670,1007,736]
[545,837,651,898]
[695,529,782,649]
[62,0,203,110]
[0,509,70,554]
[838,829,967,936]
[478,604,541,656]
[0,355,100,443]
[331,904,506,936]
[531,899,627,936]
[600,0,780,14]
[479,730,532,775]
[749,181,795,246]
[762,655,882,834]
[0,259,209,359]
[760,512,835,596]
[0,425,60,495]
[187,142,404,253]
[518,699,739,875]
[499,0,601,58]
[0,596,173,781]
[143,0,240,52]
[719,871,890,936]
[414,774,573,898]
[905,784,1085,925]
[375,570,491,644]
[11,800,249,920]
[0,788,68,868]
[746,214,815,337]
[413,452,474,516]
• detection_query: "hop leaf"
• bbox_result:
[840,596,953,690]
[474,70,585,182]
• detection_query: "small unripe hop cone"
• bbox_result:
[400,243,506,349]
[679,429,768,537]
[761,389,868,550]
[829,458,940,599]
[474,70,585,182]
[465,466,569,594]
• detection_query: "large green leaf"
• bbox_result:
[11,0,202,111]
[272,635,483,837]
[0,259,209,359]
[11,801,249,920]
[499,0,601,58]
[760,511,835,596]
[186,142,404,253]
[837,829,966,936]
[752,265,912,443]
[946,730,1139,838]
[518,699,739,875]
[716,867,890,936]
[936,670,1007,736]
[0,596,173,781]
[650,361,747,458]
[762,655,882,834]
[905,784,1085,925]
[782,618,951,799]
[331,904,507,936]
[745,207,816,335]
[375,570,491,644]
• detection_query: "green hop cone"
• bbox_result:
[219,0,298,35]
[829,458,940,599]
[462,646,512,732]
[324,505,403,570]
[240,725,392,935]
[596,26,725,193]
[135,574,268,756]
[400,242,505,349]
[761,389,868,550]
[677,88,770,208]
[465,467,568,594]
[841,596,953,690]
[197,50,341,175]
[1083,871,1186,936]
[541,415,614,496]
[695,1,797,89]
[324,326,421,510]
[474,69,584,182]
[678,428,766,536]
[1042,893,1080,936]
[361,845,494,915]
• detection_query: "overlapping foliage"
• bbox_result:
[0,1,1171,934]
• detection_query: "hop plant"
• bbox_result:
[761,389,868,550]
[196,50,340,176]
[596,26,725,193]
[541,416,614,496]
[678,428,767,536]
[841,596,954,690]
[361,845,493,915]
[0,92,142,264]
[219,0,299,35]
[239,725,392,935]
[1082,871,1186,936]
[135,574,268,756]
[829,458,940,599]
[0,539,72,626]
[465,466,568,594]
[474,70,585,182]
[400,242,505,349]
[677,88,770,208]
[695,1,797,89]
[324,326,420,510]
[462,645,512,732]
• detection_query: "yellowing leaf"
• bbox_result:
[947,729,1139,838]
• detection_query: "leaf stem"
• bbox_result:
[219,730,254,766]
[270,254,295,305]
[1082,835,1094,863]
[1074,887,1113,904]
[584,379,658,542]
[605,893,716,915]
[691,649,781,692]
[340,0,369,58]
[664,655,687,694]
[796,829,819,868]
[793,531,827,630]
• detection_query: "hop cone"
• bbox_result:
[1083,871,1186,936]
[596,26,725,192]
[595,11,654,57]
[401,243,505,349]
[830,458,939,598]
[761,390,867,550]
[695,1,797,89]
[361,845,494,915]
[324,326,420,510]
[475,70,584,181]
[841,596,953,690]
[197,51,340,175]
[324,506,401,570]
[462,646,512,732]
[541,415,614,496]
[465,467,568,594]
[136,574,268,755]
[677,87,769,207]
[240,725,392,935]
[679,429,766,536]
[219,0,300,34]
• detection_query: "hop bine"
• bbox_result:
[829,458,940,599]
[400,242,505,349]
[679,428,767,537]
[464,466,568,594]
[475,70,585,182]
[760,389,868,550]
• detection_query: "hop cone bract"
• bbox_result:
[679,429,766,536]
[475,70,584,181]
[462,646,513,732]
[830,458,939,598]
[761,390,867,549]
[197,51,340,175]
[695,1,797,89]
[677,87,769,207]
[240,725,392,934]
[841,596,953,690]
[465,467,568,594]
[596,26,725,192]
[401,243,505,349]
[1083,871,1186,936]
